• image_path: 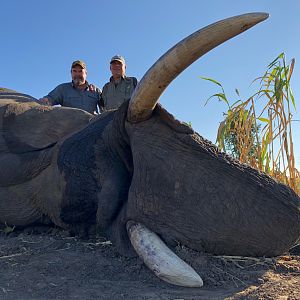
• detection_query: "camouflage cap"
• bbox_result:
[71,60,87,69]
[110,55,126,65]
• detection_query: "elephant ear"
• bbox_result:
[0,91,93,186]
[2,101,93,151]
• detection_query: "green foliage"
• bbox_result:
[202,53,299,195]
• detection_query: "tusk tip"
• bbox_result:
[160,273,204,288]
[253,12,269,19]
[127,221,204,288]
[245,12,269,24]
[244,12,269,19]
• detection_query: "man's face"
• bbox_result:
[110,60,125,79]
[71,65,87,86]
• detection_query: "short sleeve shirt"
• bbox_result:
[101,76,137,111]
[45,82,102,114]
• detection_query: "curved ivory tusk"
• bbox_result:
[128,12,269,123]
[126,221,203,287]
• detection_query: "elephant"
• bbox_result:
[1,13,300,287]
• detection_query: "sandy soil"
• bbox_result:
[0,226,299,300]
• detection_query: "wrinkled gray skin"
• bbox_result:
[0,87,299,258]
[1,13,300,263]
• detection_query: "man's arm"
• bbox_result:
[100,83,109,112]
[90,84,103,114]
[98,94,105,113]
[132,77,138,88]
[39,85,63,106]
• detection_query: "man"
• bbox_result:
[39,60,102,114]
[101,55,137,111]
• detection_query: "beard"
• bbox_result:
[73,77,85,86]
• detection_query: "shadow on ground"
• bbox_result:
[0,226,299,299]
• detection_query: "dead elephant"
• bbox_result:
[1,13,300,287]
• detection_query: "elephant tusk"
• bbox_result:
[126,221,203,287]
[127,12,269,123]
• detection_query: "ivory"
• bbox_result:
[127,221,203,287]
[128,13,269,122]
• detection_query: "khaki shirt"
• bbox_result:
[101,76,137,111]
[45,82,102,114]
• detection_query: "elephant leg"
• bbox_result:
[0,187,43,227]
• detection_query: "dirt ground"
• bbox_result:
[0,226,299,300]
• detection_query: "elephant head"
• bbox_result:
[1,13,300,287]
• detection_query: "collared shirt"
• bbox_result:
[45,81,102,114]
[101,76,137,111]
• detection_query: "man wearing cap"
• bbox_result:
[101,55,137,111]
[39,60,102,114]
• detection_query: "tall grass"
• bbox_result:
[202,53,300,195]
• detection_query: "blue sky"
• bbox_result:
[1,1,299,167]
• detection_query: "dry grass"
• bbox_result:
[202,53,299,195]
